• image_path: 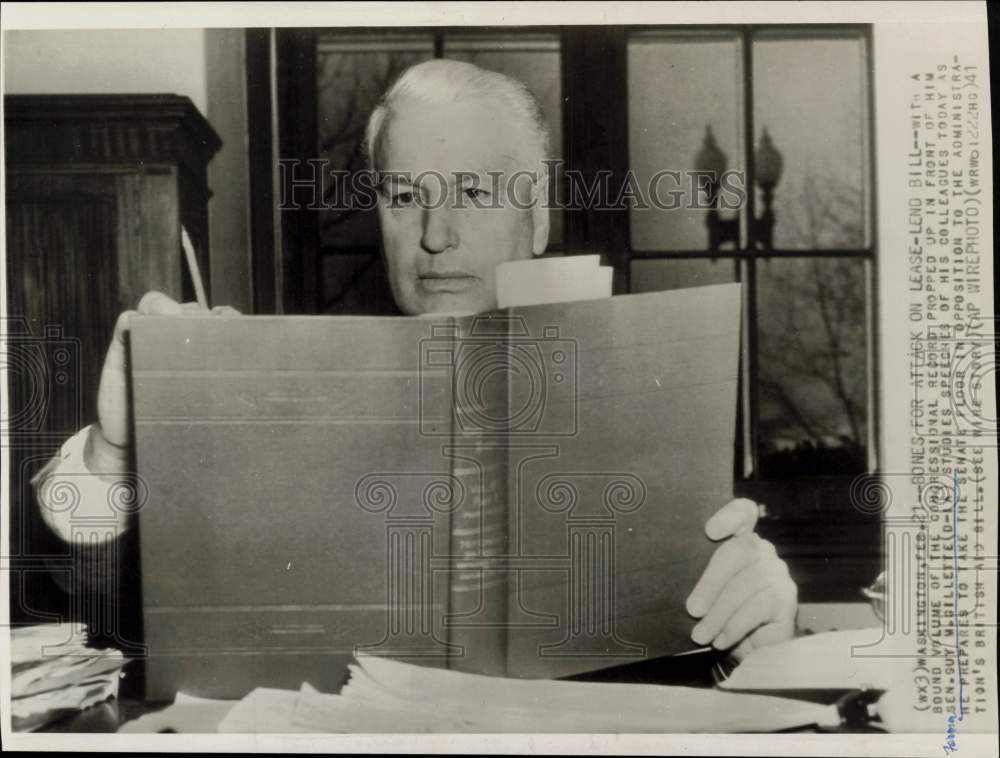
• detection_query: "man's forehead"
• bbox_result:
[379,97,529,175]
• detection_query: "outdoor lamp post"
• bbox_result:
[696,125,784,251]
[754,128,783,250]
[694,125,733,252]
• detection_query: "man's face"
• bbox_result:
[375,98,549,315]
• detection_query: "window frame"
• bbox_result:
[254,24,883,600]
[618,24,879,484]
[262,27,570,314]
[610,24,881,601]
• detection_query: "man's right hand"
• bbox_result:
[85,291,240,476]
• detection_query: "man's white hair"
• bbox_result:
[363,58,551,172]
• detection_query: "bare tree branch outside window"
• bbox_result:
[757,161,868,476]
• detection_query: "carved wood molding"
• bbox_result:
[4,94,222,174]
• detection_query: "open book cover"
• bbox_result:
[130,283,741,699]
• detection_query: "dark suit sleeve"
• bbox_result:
[30,431,136,609]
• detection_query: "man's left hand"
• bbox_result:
[685,498,797,661]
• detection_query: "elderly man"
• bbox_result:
[36,59,796,662]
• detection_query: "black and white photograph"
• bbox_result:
[1,2,996,754]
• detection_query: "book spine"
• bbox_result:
[445,315,510,676]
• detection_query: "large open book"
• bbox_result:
[130,284,741,698]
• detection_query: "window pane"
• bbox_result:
[753,32,869,250]
[756,257,869,476]
[316,33,435,248]
[630,258,738,293]
[321,253,399,315]
[628,31,745,252]
[444,33,564,246]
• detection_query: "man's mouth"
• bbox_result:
[418,271,478,293]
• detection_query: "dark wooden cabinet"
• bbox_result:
[5,95,221,630]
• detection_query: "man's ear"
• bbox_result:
[531,173,550,257]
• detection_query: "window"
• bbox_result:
[623,26,879,600]
[265,25,881,600]
[626,27,875,482]
[314,32,434,315]
[307,29,563,314]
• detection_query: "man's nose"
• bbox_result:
[420,205,459,254]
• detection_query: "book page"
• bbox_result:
[129,314,458,697]
[503,284,741,677]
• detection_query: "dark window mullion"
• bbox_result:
[864,24,880,473]
[276,28,321,314]
[245,28,278,315]
[734,257,751,480]
[562,26,630,291]
[742,26,761,481]
[628,249,874,260]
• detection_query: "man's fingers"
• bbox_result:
[705,498,759,541]
[137,291,183,316]
[714,580,797,650]
[178,302,242,316]
[112,296,235,356]
[690,557,781,645]
[710,587,779,650]
[135,294,240,316]
[685,533,761,618]
[111,293,203,355]
[109,310,138,352]
[744,616,797,653]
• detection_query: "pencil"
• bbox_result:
[181,227,210,310]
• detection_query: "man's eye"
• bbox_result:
[391,191,415,207]
[463,187,489,201]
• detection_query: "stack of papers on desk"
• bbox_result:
[720,628,897,691]
[292,654,841,733]
[158,654,839,734]
[130,631,910,734]
[10,624,125,731]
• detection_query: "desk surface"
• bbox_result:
[39,696,885,734]
[35,649,886,734]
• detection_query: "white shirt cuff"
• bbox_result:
[32,425,131,544]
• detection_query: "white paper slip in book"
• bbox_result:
[496,254,613,307]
